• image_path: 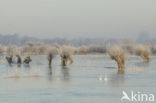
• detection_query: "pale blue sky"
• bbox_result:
[0,0,156,39]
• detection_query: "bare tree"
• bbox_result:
[107,45,125,69]
[59,45,74,66]
[134,45,151,62]
[47,46,58,66]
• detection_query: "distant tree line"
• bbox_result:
[0,33,156,46]
[0,34,156,55]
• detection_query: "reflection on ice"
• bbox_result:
[47,66,53,76]
[118,69,125,74]
[2,69,42,78]
[61,66,70,81]
[110,73,125,87]
[0,55,156,103]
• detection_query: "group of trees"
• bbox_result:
[0,41,154,69]
[0,34,156,56]
[0,41,155,56]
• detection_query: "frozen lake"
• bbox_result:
[0,55,156,103]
